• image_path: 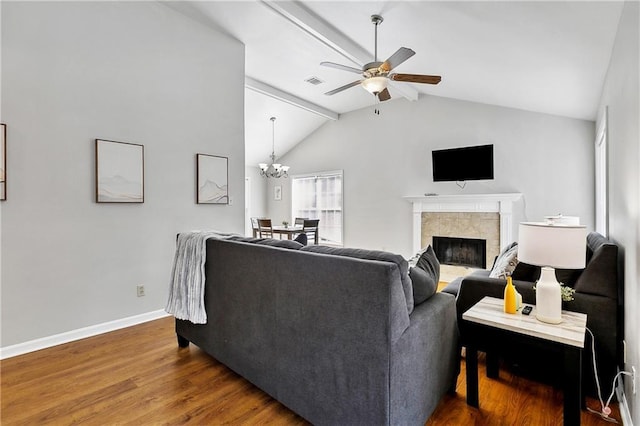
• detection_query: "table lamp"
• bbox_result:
[518,222,586,324]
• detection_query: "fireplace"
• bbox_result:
[432,236,487,269]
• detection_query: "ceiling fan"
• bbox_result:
[321,14,441,102]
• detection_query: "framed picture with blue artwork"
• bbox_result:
[197,154,228,204]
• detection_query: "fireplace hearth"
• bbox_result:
[433,236,487,269]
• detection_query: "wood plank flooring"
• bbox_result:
[1,316,620,425]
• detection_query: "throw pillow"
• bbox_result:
[293,233,308,246]
[406,245,440,306]
[409,266,437,305]
[489,243,519,278]
[412,245,441,284]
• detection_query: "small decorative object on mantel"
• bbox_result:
[95,139,144,203]
[544,214,580,226]
[518,222,586,324]
[196,154,228,204]
[0,123,6,201]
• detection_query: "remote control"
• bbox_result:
[522,306,532,315]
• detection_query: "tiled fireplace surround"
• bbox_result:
[406,194,523,274]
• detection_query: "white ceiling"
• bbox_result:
[167,1,624,166]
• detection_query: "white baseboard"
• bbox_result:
[616,377,634,425]
[0,309,170,360]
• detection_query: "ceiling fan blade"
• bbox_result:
[324,80,362,96]
[390,73,442,85]
[320,61,363,74]
[379,47,415,72]
[377,88,391,102]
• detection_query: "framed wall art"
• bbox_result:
[274,185,282,201]
[196,154,228,204]
[0,123,5,201]
[95,139,144,203]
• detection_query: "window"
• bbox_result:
[292,171,343,245]
[595,107,608,237]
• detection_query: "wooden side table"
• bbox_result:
[462,296,587,426]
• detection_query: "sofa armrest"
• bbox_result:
[456,276,536,319]
[390,292,459,424]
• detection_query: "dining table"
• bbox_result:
[271,225,303,240]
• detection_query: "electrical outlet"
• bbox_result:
[633,366,636,395]
[137,285,145,297]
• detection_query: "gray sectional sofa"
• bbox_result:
[175,237,459,425]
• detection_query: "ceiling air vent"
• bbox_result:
[304,76,324,85]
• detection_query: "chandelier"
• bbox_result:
[259,117,289,178]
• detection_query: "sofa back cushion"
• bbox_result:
[300,245,414,314]
[228,236,304,250]
[573,232,618,298]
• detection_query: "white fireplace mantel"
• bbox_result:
[404,193,523,252]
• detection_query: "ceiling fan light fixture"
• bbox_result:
[362,76,388,94]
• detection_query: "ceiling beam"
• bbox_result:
[262,0,369,66]
[245,77,339,121]
[262,0,420,101]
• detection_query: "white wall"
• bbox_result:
[1,2,245,347]
[597,1,639,422]
[245,166,268,235]
[269,95,594,257]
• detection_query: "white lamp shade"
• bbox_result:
[518,222,587,269]
[361,76,388,94]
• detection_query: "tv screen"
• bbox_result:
[432,144,494,182]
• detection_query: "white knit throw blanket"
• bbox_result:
[165,230,237,324]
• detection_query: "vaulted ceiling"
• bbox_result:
[167,1,624,166]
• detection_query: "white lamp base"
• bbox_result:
[535,266,562,324]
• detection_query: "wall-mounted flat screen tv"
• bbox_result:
[432,144,494,182]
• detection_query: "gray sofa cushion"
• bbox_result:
[300,245,414,314]
[511,261,540,282]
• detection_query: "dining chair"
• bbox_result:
[257,219,273,238]
[250,217,261,237]
[294,217,308,226]
[302,219,320,245]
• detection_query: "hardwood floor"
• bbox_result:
[1,316,620,425]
